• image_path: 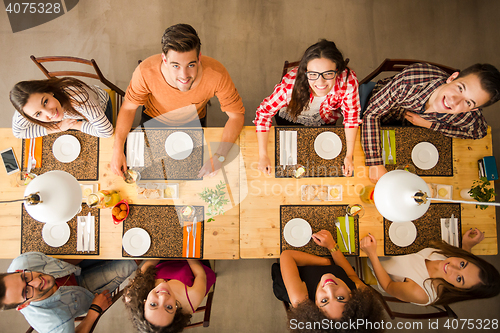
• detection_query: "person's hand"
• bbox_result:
[342,155,354,177]
[47,119,80,134]
[369,165,387,183]
[197,158,222,178]
[360,234,377,257]
[312,230,336,250]
[92,290,113,312]
[111,149,127,176]
[462,228,485,251]
[258,155,272,175]
[404,112,432,128]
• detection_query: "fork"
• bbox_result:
[79,219,86,252]
[334,219,348,251]
[287,132,293,166]
[387,131,394,164]
[444,219,451,245]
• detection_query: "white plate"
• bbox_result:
[42,223,70,247]
[314,132,342,160]
[411,142,439,170]
[283,218,312,247]
[52,135,81,163]
[165,132,194,160]
[389,221,417,247]
[122,228,151,256]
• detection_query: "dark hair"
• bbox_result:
[123,266,192,333]
[0,272,22,311]
[287,288,386,333]
[161,24,201,57]
[457,63,500,108]
[287,39,349,121]
[9,77,90,130]
[426,241,500,306]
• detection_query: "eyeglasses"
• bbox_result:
[306,70,337,81]
[21,270,35,302]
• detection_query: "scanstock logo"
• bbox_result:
[4,0,80,33]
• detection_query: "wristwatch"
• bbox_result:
[214,153,225,163]
[329,244,340,253]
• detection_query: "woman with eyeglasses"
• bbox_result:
[10,77,114,139]
[123,259,215,333]
[254,39,361,176]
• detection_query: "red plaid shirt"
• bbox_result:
[253,67,361,132]
[362,63,488,166]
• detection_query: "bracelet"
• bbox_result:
[329,244,339,253]
[89,304,103,315]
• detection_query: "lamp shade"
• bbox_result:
[373,170,431,222]
[24,170,82,224]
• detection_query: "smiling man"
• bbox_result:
[0,252,136,333]
[111,23,245,178]
[361,62,500,182]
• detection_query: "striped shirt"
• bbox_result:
[253,67,361,132]
[361,63,488,166]
[12,85,113,139]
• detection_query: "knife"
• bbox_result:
[27,139,33,172]
[87,212,92,252]
[345,213,351,253]
[192,217,197,258]
[450,214,456,247]
[282,131,287,167]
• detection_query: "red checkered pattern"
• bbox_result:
[253,67,361,132]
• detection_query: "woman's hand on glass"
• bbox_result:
[360,234,377,257]
[258,154,272,175]
[312,230,336,249]
[342,155,354,177]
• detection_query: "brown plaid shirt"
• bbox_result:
[361,63,488,166]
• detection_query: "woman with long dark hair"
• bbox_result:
[360,229,500,306]
[124,259,215,333]
[272,230,385,332]
[10,77,113,138]
[254,39,361,176]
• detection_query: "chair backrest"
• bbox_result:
[25,286,125,333]
[185,260,216,329]
[30,55,125,124]
[359,58,458,85]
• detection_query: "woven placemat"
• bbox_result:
[129,128,203,180]
[383,127,452,176]
[122,205,204,258]
[22,131,99,181]
[280,205,359,256]
[21,204,100,255]
[274,127,347,178]
[384,203,461,255]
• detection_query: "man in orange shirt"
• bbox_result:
[111,24,245,177]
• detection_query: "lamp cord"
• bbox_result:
[0,198,26,203]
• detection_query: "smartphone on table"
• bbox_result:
[1,148,20,175]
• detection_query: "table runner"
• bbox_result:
[128,128,204,180]
[274,127,347,178]
[21,204,100,255]
[383,127,453,176]
[280,205,359,256]
[122,205,204,258]
[22,131,99,181]
[384,203,461,255]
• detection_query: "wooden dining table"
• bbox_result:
[238,126,497,258]
[0,127,240,260]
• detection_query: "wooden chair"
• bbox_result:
[25,285,125,333]
[185,260,217,328]
[355,258,458,320]
[358,59,458,115]
[30,55,125,125]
